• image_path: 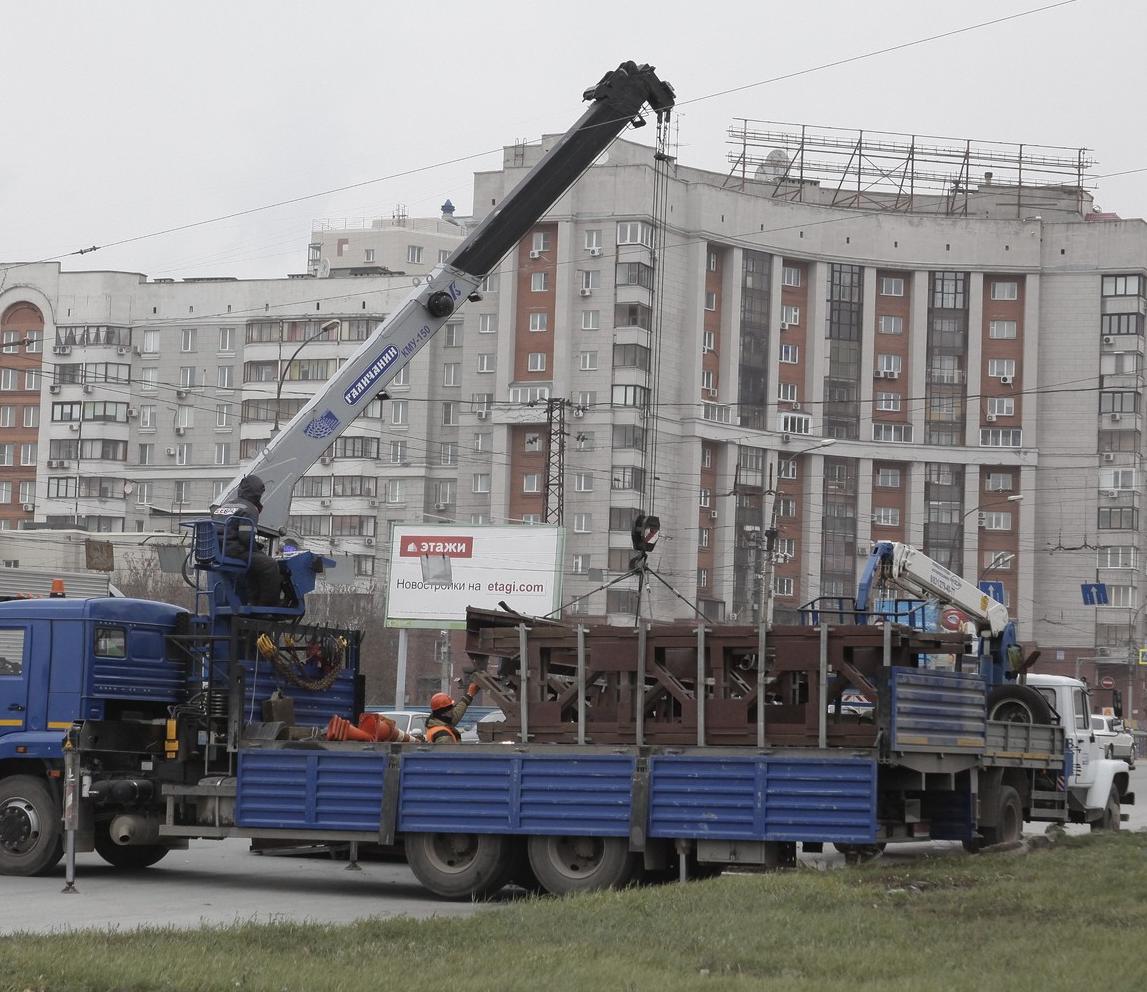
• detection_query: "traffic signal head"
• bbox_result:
[630,514,661,553]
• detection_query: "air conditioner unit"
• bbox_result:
[174,427,186,436]
[986,413,997,422]
[779,322,790,331]
[873,370,885,379]
[1110,413,1123,423]
[127,408,137,418]
[68,423,79,432]
[320,499,331,507]
[368,499,378,507]
[704,388,717,398]
[434,502,448,511]
[320,456,332,465]
[165,446,176,456]
[52,345,71,355]
[1103,336,1115,345]
[364,537,375,546]
[573,408,585,418]
[1000,375,1013,385]
[47,460,59,469]
[117,346,130,355]
[1098,646,1111,657]
[1103,489,1119,498]
[21,503,34,513]
[1103,452,1116,463]
[709,510,719,520]
[176,389,189,399]
[857,543,870,557]
[82,384,93,394]
[578,288,593,297]
[588,246,603,257]
[886,370,900,379]
[49,384,61,394]
[528,250,542,260]
[791,401,801,411]
[476,410,489,420]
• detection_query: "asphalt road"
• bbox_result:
[4,762,1143,935]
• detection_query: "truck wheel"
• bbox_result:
[0,776,63,877]
[94,823,170,870]
[526,835,636,895]
[1091,786,1120,832]
[980,785,1023,846]
[404,832,513,900]
[987,685,1053,725]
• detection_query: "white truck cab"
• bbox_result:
[1025,674,1133,828]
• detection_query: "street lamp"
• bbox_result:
[271,319,341,436]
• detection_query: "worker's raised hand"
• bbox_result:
[467,682,480,698]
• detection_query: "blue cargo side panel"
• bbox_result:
[398,753,634,836]
[889,668,987,753]
[236,749,386,831]
[649,755,876,844]
[240,660,357,728]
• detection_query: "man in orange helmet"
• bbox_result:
[424,682,481,744]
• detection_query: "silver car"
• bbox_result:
[1091,715,1136,766]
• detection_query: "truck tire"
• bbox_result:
[404,832,514,900]
[0,776,63,877]
[526,835,636,895]
[987,684,1053,725]
[94,823,170,870]
[980,785,1023,847]
[1090,786,1120,832]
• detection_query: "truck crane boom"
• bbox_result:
[218,61,675,534]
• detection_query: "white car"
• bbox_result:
[373,710,428,739]
[1091,715,1136,766]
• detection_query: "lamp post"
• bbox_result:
[271,319,340,436]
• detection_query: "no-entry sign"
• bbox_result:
[1100,676,1115,689]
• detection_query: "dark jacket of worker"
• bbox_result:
[211,475,281,606]
[425,684,479,744]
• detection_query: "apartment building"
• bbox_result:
[4,129,1147,718]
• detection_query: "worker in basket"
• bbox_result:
[211,474,282,607]
[425,681,481,744]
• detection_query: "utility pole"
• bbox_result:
[756,459,778,747]
[542,398,567,525]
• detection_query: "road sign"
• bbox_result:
[1100,676,1115,689]
[1081,583,1109,606]
[978,580,1005,603]
[385,524,563,629]
[1139,647,1147,666]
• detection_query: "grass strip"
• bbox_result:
[3,833,1145,992]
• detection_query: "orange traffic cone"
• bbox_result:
[358,713,416,743]
[325,714,374,742]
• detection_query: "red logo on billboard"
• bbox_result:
[400,536,474,558]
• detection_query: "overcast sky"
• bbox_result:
[2,0,1142,281]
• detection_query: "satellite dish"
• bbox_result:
[122,481,135,496]
[412,276,423,286]
[757,148,790,180]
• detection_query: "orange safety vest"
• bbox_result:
[425,724,460,744]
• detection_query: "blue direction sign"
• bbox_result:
[978,580,1005,602]
[1081,583,1109,606]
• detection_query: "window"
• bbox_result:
[580,270,600,291]
[877,354,902,375]
[872,423,913,443]
[1099,507,1138,530]
[576,431,596,451]
[391,366,408,388]
[385,479,404,504]
[611,384,649,407]
[581,310,600,332]
[979,428,1023,447]
[778,382,797,402]
[52,403,83,423]
[981,511,1013,530]
[442,363,460,387]
[22,406,37,429]
[616,221,652,246]
[472,392,494,414]
[212,443,230,466]
[990,280,1018,301]
[573,513,591,534]
[781,305,800,325]
[778,459,797,481]
[22,331,40,354]
[1103,584,1137,609]
[388,440,407,464]
[17,443,35,467]
[612,467,644,491]
[1,331,19,355]
[986,472,1014,492]
[876,392,901,412]
[779,413,810,434]
[180,328,197,352]
[701,370,715,393]
[0,370,15,392]
[477,354,495,374]
[473,473,490,494]
[873,507,900,526]
[175,443,191,466]
[0,407,13,429]
[878,315,903,335]
[984,551,1015,572]
[699,487,711,508]
[880,277,905,297]
[575,391,597,409]
[138,443,153,466]
[697,568,709,589]
[1099,391,1139,414]
[530,230,552,253]
[1099,546,1136,569]
[1101,313,1142,337]
[574,472,593,493]
[24,370,39,391]
[407,245,423,264]
[530,272,549,292]
[773,576,794,597]
[572,554,590,575]
[522,473,541,494]
[527,353,547,373]
[528,312,548,333]
[987,359,1016,379]
[782,265,801,287]
[1102,274,1142,297]
[179,366,196,388]
[441,401,458,426]
[704,291,717,312]
[216,403,232,429]
[139,329,159,354]
[989,319,1017,339]
[615,302,653,329]
[585,229,602,250]
[444,322,461,347]
[579,351,598,371]
[1102,468,1136,490]
[988,397,1014,418]
[707,249,718,272]
[473,433,491,452]
[779,344,799,364]
[698,527,712,550]
[613,343,650,370]
[876,467,901,488]
[479,313,496,334]
[390,400,408,426]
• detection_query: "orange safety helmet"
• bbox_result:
[430,692,455,712]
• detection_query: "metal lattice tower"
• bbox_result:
[542,398,567,525]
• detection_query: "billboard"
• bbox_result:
[385,524,564,628]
